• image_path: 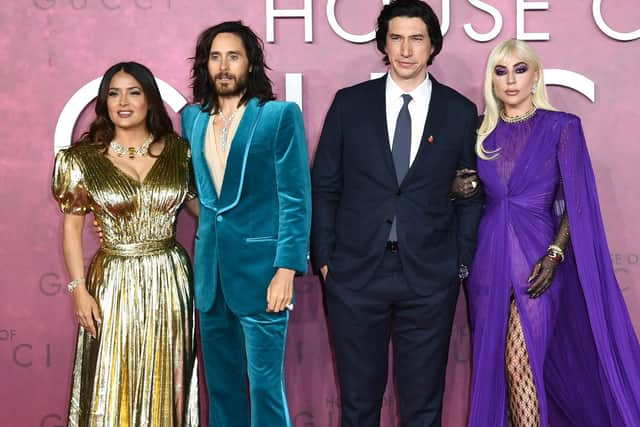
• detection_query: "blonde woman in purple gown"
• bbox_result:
[455,39,640,426]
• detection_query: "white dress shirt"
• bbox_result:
[385,73,432,166]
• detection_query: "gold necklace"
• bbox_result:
[500,106,537,123]
[110,134,154,159]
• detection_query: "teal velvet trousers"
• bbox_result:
[199,284,291,427]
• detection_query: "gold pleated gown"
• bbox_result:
[52,135,199,426]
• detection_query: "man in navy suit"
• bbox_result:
[311,1,482,425]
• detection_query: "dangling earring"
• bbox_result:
[531,82,538,94]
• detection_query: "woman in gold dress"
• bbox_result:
[52,62,199,426]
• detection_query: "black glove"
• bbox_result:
[526,254,560,298]
[450,168,480,199]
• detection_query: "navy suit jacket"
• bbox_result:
[311,75,482,294]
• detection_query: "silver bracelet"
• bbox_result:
[67,277,85,293]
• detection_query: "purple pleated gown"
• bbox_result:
[466,110,640,426]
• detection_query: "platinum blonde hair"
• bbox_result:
[476,39,555,160]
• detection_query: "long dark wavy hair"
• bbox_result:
[78,61,175,154]
[376,0,443,66]
[190,21,275,114]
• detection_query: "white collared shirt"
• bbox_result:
[385,73,432,166]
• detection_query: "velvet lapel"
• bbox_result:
[217,98,263,214]
[403,76,447,185]
[371,75,396,183]
[190,108,218,208]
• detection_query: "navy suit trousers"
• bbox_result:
[325,249,459,427]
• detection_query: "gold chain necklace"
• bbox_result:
[500,106,537,124]
[110,134,154,159]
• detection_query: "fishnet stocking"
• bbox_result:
[505,299,541,427]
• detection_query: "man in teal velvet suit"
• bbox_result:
[181,21,311,427]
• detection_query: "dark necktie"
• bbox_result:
[389,93,412,242]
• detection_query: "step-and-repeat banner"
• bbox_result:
[1,1,639,425]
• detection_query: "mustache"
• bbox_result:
[215,73,235,80]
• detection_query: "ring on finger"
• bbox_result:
[471,180,478,190]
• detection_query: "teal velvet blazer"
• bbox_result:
[181,98,311,315]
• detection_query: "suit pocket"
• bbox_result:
[245,236,277,242]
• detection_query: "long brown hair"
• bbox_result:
[77,61,175,154]
[190,21,275,114]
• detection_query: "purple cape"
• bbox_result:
[466,110,640,426]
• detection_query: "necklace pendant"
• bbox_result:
[220,129,228,152]
[110,134,153,158]
[215,109,238,152]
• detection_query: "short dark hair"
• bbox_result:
[79,61,174,154]
[190,21,275,114]
[375,0,443,66]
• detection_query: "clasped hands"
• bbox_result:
[451,168,480,198]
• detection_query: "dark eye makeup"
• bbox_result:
[494,66,508,76]
[494,62,529,76]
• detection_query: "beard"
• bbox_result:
[214,72,248,97]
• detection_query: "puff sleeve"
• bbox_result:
[51,148,91,215]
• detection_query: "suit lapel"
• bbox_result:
[190,108,218,208]
[403,77,447,184]
[217,98,262,213]
[371,76,397,183]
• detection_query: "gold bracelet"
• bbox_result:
[547,245,565,263]
[546,251,563,263]
[67,277,85,293]
[548,244,564,254]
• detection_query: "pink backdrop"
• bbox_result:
[1,1,639,425]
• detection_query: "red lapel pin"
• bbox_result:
[427,135,434,144]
